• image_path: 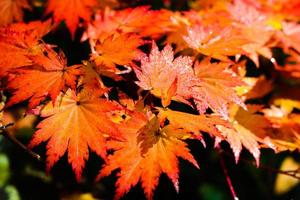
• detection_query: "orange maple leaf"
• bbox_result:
[78,62,107,95]
[0,0,31,26]
[279,22,300,53]
[263,108,300,152]
[133,43,245,117]
[164,11,204,52]
[157,108,228,139]
[6,46,81,108]
[183,25,248,61]
[240,27,273,66]
[97,111,199,200]
[270,0,300,20]
[0,20,51,76]
[192,58,245,118]
[228,0,275,66]
[90,33,144,79]
[46,0,98,38]
[216,105,272,165]
[83,6,172,41]
[240,76,273,100]
[29,89,122,181]
[262,95,300,151]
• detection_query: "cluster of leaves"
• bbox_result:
[0,0,300,199]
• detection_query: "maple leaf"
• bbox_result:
[228,0,267,26]
[240,27,273,66]
[274,157,300,195]
[110,6,169,37]
[29,89,121,181]
[192,58,245,118]
[78,62,107,95]
[271,0,300,20]
[97,111,199,200]
[190,0,229,11]
[82,7,172,42]
[164,11,210,52]
[157,108,229,139]
[262,106,300,152]
[90,33,144,79]
[134,43,245,117]
[261,90,300,151]
[164,12,191,51]
[183,25,248,61]
[226,0,276,66]
[274,50,300,79]
[216,105,272,165]
[0,20,51,76]
[0,0,31,26]
[6,46,81,108]
[92,0,120,9]
[133,42,194,107]
[46,0,98,38]
[280,22,300,52]
[236,76,273,100]
[81,8,120,41]
[270,87,300,113]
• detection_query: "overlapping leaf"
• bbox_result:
[29,89,121,181]
[0,20,51,76]
[216,105,272,165]
[83,6,172,41]
[133,42,194,107]
[183,25,249,61]
[0,0,31,26]
[90,33,144,79]
[157,108,228,139]
[7,46,81,108]
[263,106,300,151]
[46,0,98,37]
[192,58,245,118]
[97,111,199,200]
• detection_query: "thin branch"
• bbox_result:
[222,150,300,180]
[217,146,239,200]
[0,123,41,161]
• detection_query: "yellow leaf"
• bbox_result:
[273,98,300,114]
[62,193,98,200]
[275,157,300,195]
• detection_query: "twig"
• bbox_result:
[217,146,239,200]
[222,150,300,180]
[0,123,41,161]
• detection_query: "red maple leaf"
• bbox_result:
[0,0,31,26]
[46,0,98,38]
[0,20,51,76]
